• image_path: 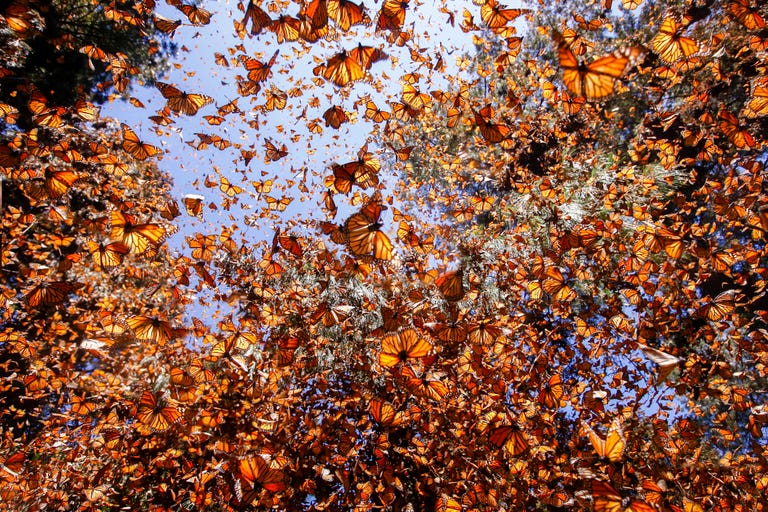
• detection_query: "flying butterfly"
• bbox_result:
[155,82,213,116]
[264,139,288,162]
[591,480,655,512]
[435,269,465,302]
[323,105,348,128]
[556,35,630,99]
[379,328,432,368]
[110,210,167,254]
[136,390,181,431]
[317,49,365,87]
[24,281,80,307]
[584,422,625,462]
[270,14,301,43]
[344,198,394,260]
[176,3,211,25]
[376,0,409,33]
[745,76,768,118]
[86,241,130,270]
[365,100,391,122]
[127,315,175,345]
[328,0,369,31]
[369,398,403,426]
[350,43,388,69]
[651,17,699,64]
[153,15,182,35]
[729,0,765,30]
[121,123,161,160]
[480,0,529,30]
[489,424,529,457]
[538,373,565,408]
[474,105,511,142]
[183,194,205,217]
[242,0,273,35]
[238,456,286,492]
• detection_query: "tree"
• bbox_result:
[0,0,174,126]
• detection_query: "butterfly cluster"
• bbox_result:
[3,0,768,510]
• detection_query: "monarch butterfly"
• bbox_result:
[74,97,100,121]
[369,398,402,426]
[700,289,738,322]
[538,374,565,408]
[219,177,243,197]
[278,234,303,257]
[350,44,388,70]
[183,194,205,217]
[153,15,182,35]
[651,18,699,64]
[189,359,215,383]
[265,195,291,211]
[318,49,365,87]
[311,302,354,327]
[189,233,216,262]
[86,241,130,270]
[264,139,288,162]
[591,480,655,512]
[136,390,181,431]
[70,394,98,416]
[639,344,681,382]
[33,168,80,200]
[557,41,629,99]
[320,220,348,245]
[328,0,369,31]
[389,100,419,122]
[467,320,501,346]
[270,14,301,43]
[28,89,65,127]
[323,105,348,128]
[404,367,450,401]
[169,367,195,388]
[159,199,181,221]
[435,269,464,302]
[480,0,529,30]
[24,281,79,307]
[489,424,528,456]
[121,123,160,160]
[542,266,577,302]
[584,422,625,462]
[573,12,605,31]
[560,28,593,56]
[156,82,213,116]
[177,3,211,25]
[376,0,409,33]
[302,0,328,30]
[401,83,431,110]
[127,315,174,345]
[718,109,756,149]
[729,0,765,29]
[345,202,394,260]
[745,76,768,118]
[262,86,287,111]
[379,328,432,368]
[110,211,167,254]
[3,3,34,34]
[238,456,286,492]
[365,100,390,122]
[435,495,462,512]
[474,105,511,142]
[342,154,380,188]
[242,0,273,35]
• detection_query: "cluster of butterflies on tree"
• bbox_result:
[2,0,768,510]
